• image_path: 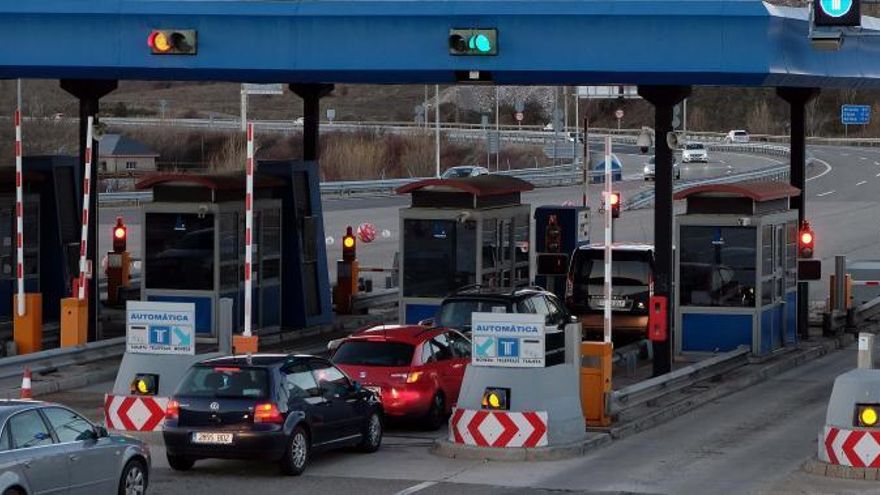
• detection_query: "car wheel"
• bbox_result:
[358,412,383,453]
[3,489,24,495]
[166,453,195,471]
[424,392,446,431]
[280,426,310,476]
[118,458,148,495]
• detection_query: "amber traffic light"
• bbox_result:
[342,226,356,262]
[112,217,127,253]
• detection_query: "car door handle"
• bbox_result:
[22,460,32,469]
[69,454,79,462]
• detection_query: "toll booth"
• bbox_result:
[674,182,800,356]
[534,205,590,299]
[395,176,534,324]
[136,162,331,340]
[0,156,82,322]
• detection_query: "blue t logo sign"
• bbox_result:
[820,0,853,17]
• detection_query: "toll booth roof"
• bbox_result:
[396,175,534,209]
[136,172,285,203]
[674,181,800,216]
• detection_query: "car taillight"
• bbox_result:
[406,371,423,384]
[165,399,180,420]
[254,402,284,424]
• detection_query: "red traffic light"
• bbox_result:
[112,217,127,253]
[798,221,815,259]
[609,193,620,206]
[148,29,197,55]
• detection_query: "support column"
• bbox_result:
[60,79,118,343]
[638,85,691,377]
[777,87,820,341]
[290,84,334,161]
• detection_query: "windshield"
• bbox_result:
[332,341,415,367]
[442,168,472,178]
[734,131,748,136]
[436,299,510,330]
[176,366,269,399]
[573,250,652,286]
[686,144,704,150]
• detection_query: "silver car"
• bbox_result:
[0,400,150,495]
[440,166,490,179]
[643,156,681,181]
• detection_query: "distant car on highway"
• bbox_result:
[163,354,383,476]
[643,156,681,181]
[724,129,750,143]
[0,399,151,495]
[441,166,490,179]
[681,142,709,163]
[332,325,471,430]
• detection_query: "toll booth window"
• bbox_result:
[514,213,530,284]
[679,226,756,307]
[145,213,215,290]
[482,219,515,288]
[219,213,239,291]
[403,219,475,297]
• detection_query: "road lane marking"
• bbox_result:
[394,482,439,495]
[875,172,880,177]
[861,156,868,161]
[875,161,880,166]
[817,190,836,197]
[857,181,867,186]
[807,158,832,182]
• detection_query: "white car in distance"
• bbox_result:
[682,142,709,163]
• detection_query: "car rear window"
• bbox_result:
[436,299,510,330]
[734,131,748,136]
[176,366,270,399]
[332,341,415,367]
[686,144,704,150]
[573,250,652,287]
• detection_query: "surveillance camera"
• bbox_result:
[636,127,654,154]
[811,31,843,51]
[198,204,209,219]
[456,211,472,224]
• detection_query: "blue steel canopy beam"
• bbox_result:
[1,1,879,87]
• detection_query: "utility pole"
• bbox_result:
[435,85,441,178]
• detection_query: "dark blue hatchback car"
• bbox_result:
[163,354,383,475]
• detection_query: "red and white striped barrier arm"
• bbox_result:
[852,280,880,287]
[244,122,254,337]
[14,109,25,316]
[77,116,94,300]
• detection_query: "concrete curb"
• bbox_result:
[430,433,611,461]
[802,457,880,480]
[608,335,852,440]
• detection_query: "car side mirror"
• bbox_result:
[418,317,435,327]
[93,426,109,439]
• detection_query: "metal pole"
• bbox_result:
[424,85,429,130]
[240,87,247,132]
[495,86,500,172]
[604,136,613,344]
[835,255,847,313]
[435,85,441,178]
[683,98,688,133]
[574,92,580,164]
[16,79,22,112]
[583,116,589,207]
[553,89,559,166]
[858,333,875,370]
[244,123,255,337]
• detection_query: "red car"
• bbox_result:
[331,325,471,430]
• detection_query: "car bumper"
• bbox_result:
[579,313,649,337]
[163,426,288,461]
[376,387,434,418]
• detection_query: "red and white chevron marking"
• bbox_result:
[449,408,548,448]
[104,395,168,432]
[821,426,880,467]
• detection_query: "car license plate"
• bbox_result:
[592,298,627,309]
[192,432,233,445]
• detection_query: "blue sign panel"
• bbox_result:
[842,105,871,125]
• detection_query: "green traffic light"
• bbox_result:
[469,34,492,53]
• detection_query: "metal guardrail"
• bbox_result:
[607,345,751,416]
[351,288,399,312]
[0,337,125,381]
[824,290,880,334]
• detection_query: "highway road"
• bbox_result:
[125,341,862,495]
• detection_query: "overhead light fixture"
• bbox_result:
[810,30,843,51]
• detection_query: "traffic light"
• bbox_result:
[799,221,815,259]
[342,226,357,262]
[481,387,510,410]
[112,217,127,253]
[609,192,621,219]
[449,29,498,56]
[148,29,198,55]
[814,0,860,27]
[130,373,159,396]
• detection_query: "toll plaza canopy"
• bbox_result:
[3,1,880,87]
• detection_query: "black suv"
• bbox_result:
[163,354,383,476]
[423,286,574,365]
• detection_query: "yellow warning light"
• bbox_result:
[343,236,355,249]
[481,387,509,410]
[861,406,879,427]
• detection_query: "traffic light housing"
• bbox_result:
[481,387,510,410]
[148,29,198,55]
[609,192,621,219]
[112,217,127,253]
[449,29,498,56]
[799,221,815,259]
[342,226,357,262]
[130,373,159,396]
[814,0,860,27]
